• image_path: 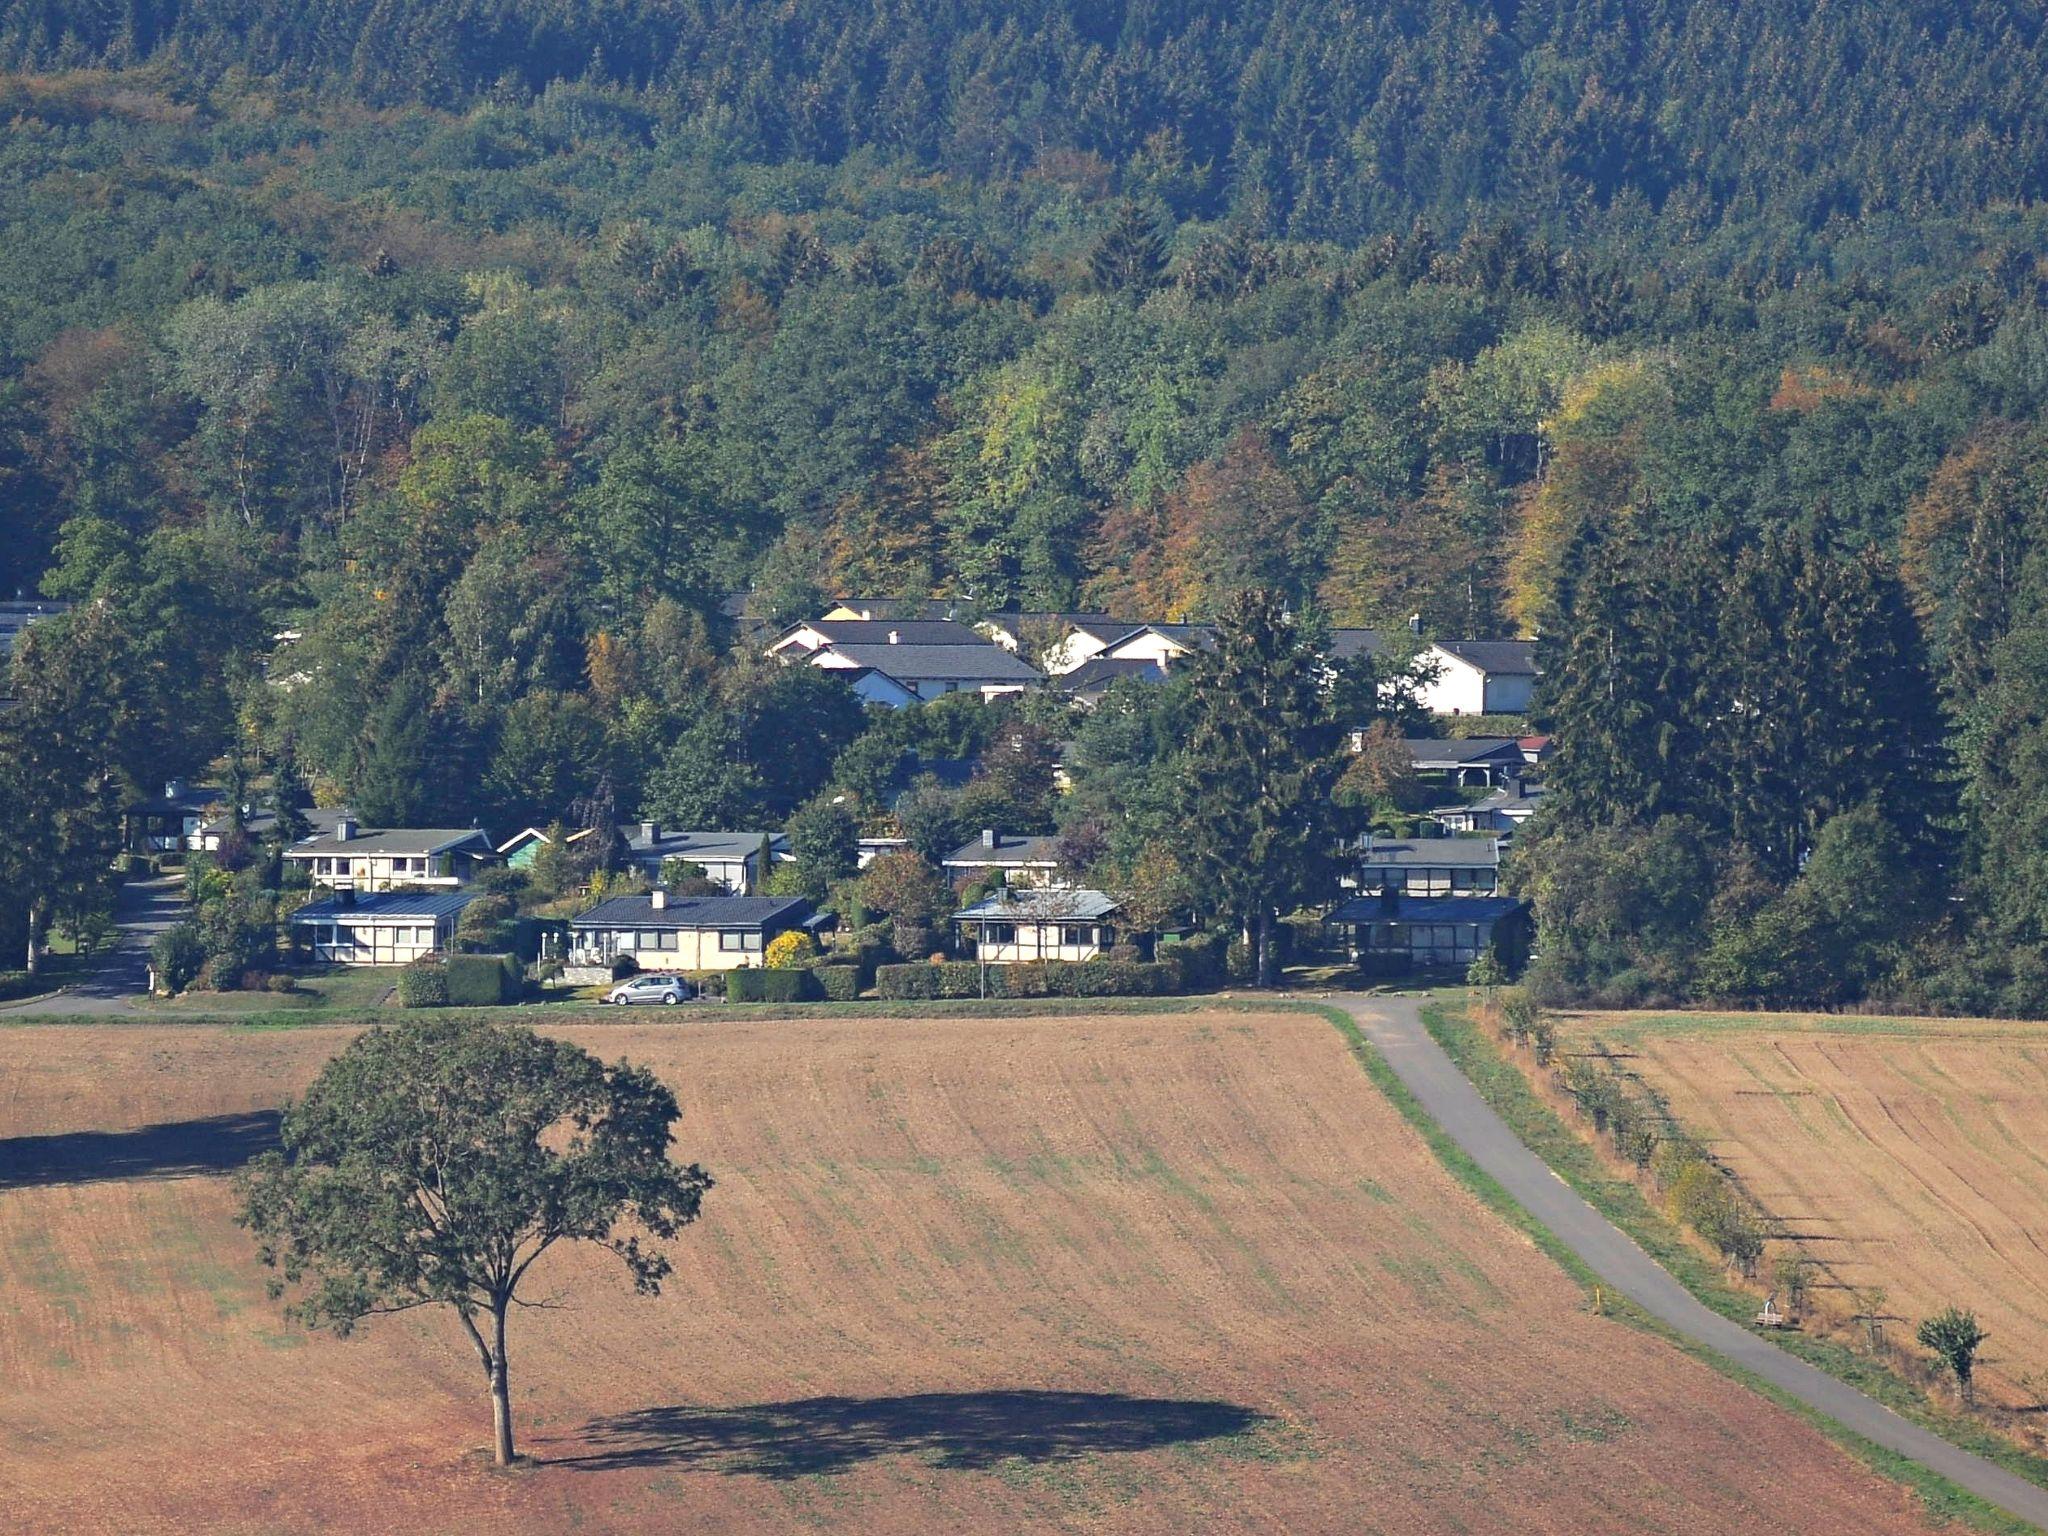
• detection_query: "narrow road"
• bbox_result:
[1344,994,2048,1533]
[4,874,187,1017]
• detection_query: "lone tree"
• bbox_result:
[1918,1306,1990,1406]
[237,1016,712,1465]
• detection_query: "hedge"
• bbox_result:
[726,967,819,1003]
[873,959,1180,1001]
[448,952,521,1006]
[811,963,860,1002]
[396,962,449,1008]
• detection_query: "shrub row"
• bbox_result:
[874,958,1182,1001]
[448,952,521,1006]
[725,968,818,1003]
[397,960,449,1008]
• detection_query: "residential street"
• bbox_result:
[6,875,187,1017]
[1343,995,2048,1533]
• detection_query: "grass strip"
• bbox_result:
[1417,994,2048,1530]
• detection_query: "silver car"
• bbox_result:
[602,974,693,1006]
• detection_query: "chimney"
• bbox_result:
[981,828,998,850]
[334,812,356,842]
[650,888,667,910]
[640,820,660,844]
[887,629,901,644]
[1408,613,1422,635]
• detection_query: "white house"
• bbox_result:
[1430,782,1544,834]
[769,617,987,656]
[806,640,1043,701]
[568,892,809,970]
[954,887,1121,963]
[282,817,498,892]
[1095,623,1215,670]
[618,824,787,893]
[979,613,1138,674]
[943,830,1066,888]
[290,889,478,966]
[1418,640,1538,715]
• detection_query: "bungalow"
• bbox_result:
[1418,640,1538,716]
[494,825,596,868]
[1327,892,1531,973]
[1056,656,1169,707]
[806,641,1043,701]
[1429,781,1545,835]
[568,891,809,970]
[283,817,498,892]
[768,617,988,656]
[1350,835,1504,897]
[619,824,786,893]
[979,613,1139,674]
[290,889,478,966]
[1095,623,1215,670]
[954,887,1121,963]
[195,804,345,852]
[125,779,225,853]
[1398,737,1528,787]
[943,829,1065,888]
[832,666,923,708]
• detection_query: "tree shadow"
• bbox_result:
[547,1390,1269,1477]
[0,1111,281,1190]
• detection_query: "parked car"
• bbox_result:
[602,973,693,1006]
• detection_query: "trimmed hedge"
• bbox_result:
[396,961,449,1008]
[873,959,1180,1001]
[448,952,521,1006]
[811,963,860,1002]
[726,967,819,1003]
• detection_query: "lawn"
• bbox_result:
[0,1010,1957,1534]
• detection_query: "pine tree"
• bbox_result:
[1088,201,1169,294]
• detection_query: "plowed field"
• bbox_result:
[1562,1009,2048,1409]
[0,1013,1944,1533]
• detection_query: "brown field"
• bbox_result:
[1563,1010,2048,1408]
[0,1012,1948,1534]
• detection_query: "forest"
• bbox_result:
[6,1,2048,1009]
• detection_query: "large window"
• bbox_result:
[1060,925,1095,947]
[980,922,1016,946]
[718,930,753,952]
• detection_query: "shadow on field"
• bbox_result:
[0,1111,281,1189]
[550,1390,1269,1476]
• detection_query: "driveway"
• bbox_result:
[7,875,187,1017]
[1343,994,2048,1533]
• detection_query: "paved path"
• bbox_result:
[1343,994,2048,1533]
[4,875,186,1017]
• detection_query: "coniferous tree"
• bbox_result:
[1088,201,1168,294]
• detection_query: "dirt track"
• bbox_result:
[0,1014,1950,1534]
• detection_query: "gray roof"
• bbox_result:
[284,826,495,859]
[1058,657,1169,693]
[1358,837,1504,867]
[955,887,1120,922]
[200,806,346,841]
[827,598,966,621]
[1435,783,1546,815]
[0,599,71,658]
[571,894,809,930]
[1329,628,1383,660]
[944,832,1062,866]
[622,828,785,864]
[127,784,227,816]
[820,643,1043,684]
[792,618,988,647]
[1105,622,1216,653]
[1401,737,1526,768]
[292,890,479,921]
[1002,612,1139,644]
[1328,894,1528,925]
[1435,639,1538,676]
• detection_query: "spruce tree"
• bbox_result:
[1088,201,1168,294]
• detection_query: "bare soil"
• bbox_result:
[0,1013,1949,1533]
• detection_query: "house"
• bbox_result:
[1056,656,1169,707]
[822,598,966,623]
[568,891,809,970]
[1418,640,1538,716]
[768,617,988,656]
[282,817,498,892]
[829,665,923,708]
[1095,623,1216,670]
[618,824,786,893]
[943,829,1065,887]
[1398,737,1528,787]
[1349,835,1503,897]
[857,835,909,868]
[954,887,1121,963]
[1329,628,1385,662]
[494,825,596,868]
[125,780,226,853]
[806,641,1043,702]
[1518,734,1555,766]
[979,613,1139,674]
[290,889,479,966]
[195,804,346,851]
[1429,781,1545,835]
[1326,892,1531,973]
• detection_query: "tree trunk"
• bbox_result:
[490,1305,515,1465]
[25,904,41,976]
[1255,909,1278,989]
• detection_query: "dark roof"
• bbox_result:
[955,888,1120,921]
[1401,737,1526,768]
[571,894,809,930]
[1435,639,1538,676]
[126,783,226,816]
[1058,657,1169,693]
[818,643,1042,684]
[827,598,965,621]
[1328,894,1529,925]
[1357,837,1504,866]
[292,890,479,921]
[285,826,495,859]
[1329,628,1383,660]
[199,806,346,841]
[944,832,1062,866]
[620,828,786,864]
[792,618,988,647]
[1000,612,1139,643]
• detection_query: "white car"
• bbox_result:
[602,974,693,1006]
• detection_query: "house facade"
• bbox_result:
[806,641,1043,701]
[125,780,226,853]
[943,830,1064,888]
[1418,640,1538,716]
[1429,782,1544,835]
[954,888,1120,963]
[1349,835,1504,897]
[618,824,785,893]
[1327,893,1531,972]
[290,889,477,966]
[283,818,498,892]
[1398,737,1528,787]
[568,892,809,970]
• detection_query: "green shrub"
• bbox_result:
[447,952,520,1006]
[811,963,860,1002]
[726,967,819,1003]
[397,961,450,1008]
[150,923,207,994]
[265,973,299,995]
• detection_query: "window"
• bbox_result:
[981,922,1016,946]
[718,930,750,952]
[656,931,679,951]
[1060,925,1094,947]
[636,931,661,950]
[414,926,435,946]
